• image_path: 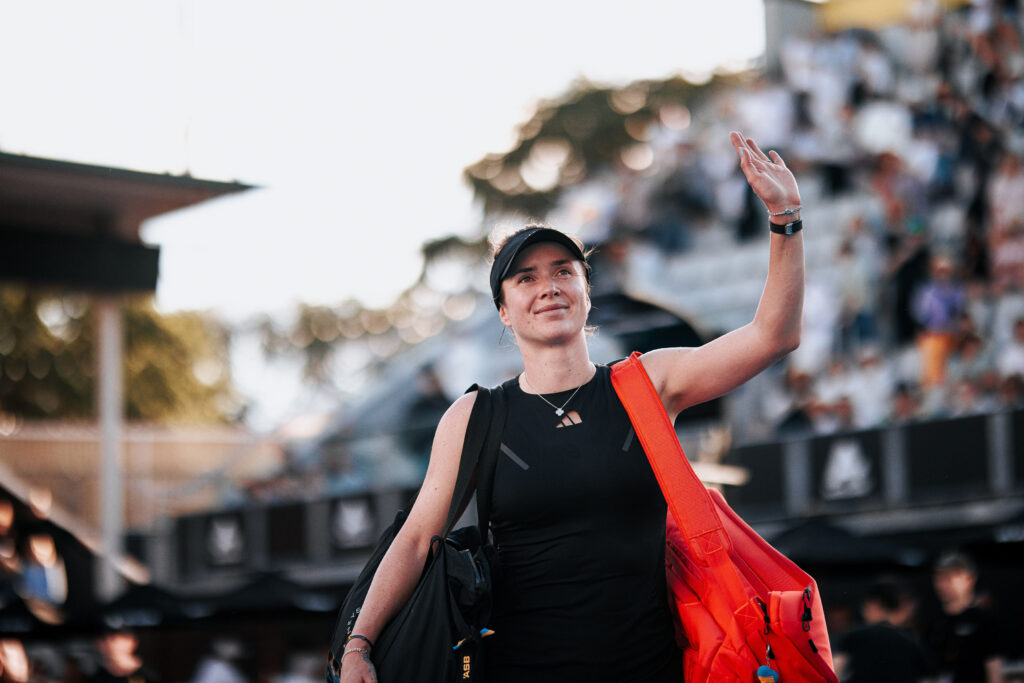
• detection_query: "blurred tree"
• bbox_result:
[463,76,731,216]
[0,285,241,422]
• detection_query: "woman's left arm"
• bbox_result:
[641,131,805,420]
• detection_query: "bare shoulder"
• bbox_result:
[435,391,477,440]
[426,391,479,472]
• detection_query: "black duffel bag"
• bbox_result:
[326,384,505,683]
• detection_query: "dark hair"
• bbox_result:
[935,549,977,574]
[863,577,912,612]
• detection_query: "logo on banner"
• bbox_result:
[206,516,245,565]
[333,499,375,548]
[821,439,873,500]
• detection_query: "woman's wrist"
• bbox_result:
[769,211,801,226]
[342,647,370,663]
[347,634,375,650]
[766,201,802,221]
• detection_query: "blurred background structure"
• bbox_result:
[3,0,1024,680]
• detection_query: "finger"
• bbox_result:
[745,137,771,163]
[730,130,751,159]
[768,149,787,167]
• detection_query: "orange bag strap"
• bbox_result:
[610,352,734,563]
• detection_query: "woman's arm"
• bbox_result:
[339,391,477,683]
[641,131,804,420]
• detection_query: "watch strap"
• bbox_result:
[769,218,802,236]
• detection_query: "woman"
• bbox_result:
[339,131,804,682]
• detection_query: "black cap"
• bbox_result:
[489,227,589,309]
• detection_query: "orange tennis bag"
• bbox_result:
[612,353,839,682]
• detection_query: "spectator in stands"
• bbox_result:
[924,550,1006,683]
[947,331,999,393]
[791,277,840,374]
[870,152,928,238]
[958,115,1002,228]
[989,220,1024,291]
[833,577,934,683]
[998,373,1024,408]
[767,365,817,436]
[813,358,857,433]
[987,151,1024,235]
[190,638,247,683]
[400,365,451,477]
[890,230,932,346]
[835,238,879,352]
[996,317,1024,377]
[891,381,924,423]
[965,280,996,339]
[274,651,320,683]
[847,345,896,429]
[856,35,897,98]
[86,630,155,683]
[947,376,1001,416]
[912,254,967,387]
[321,430,368,497]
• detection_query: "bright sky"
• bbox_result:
[0,0,765,321]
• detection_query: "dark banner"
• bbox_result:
[176,511,248,579]
[329,495,378,554]
[267,503,306,561]
[723,442,785,516]
[809,429,884,510]
[906,415,989,502]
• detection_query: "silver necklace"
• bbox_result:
[521,374,584,417]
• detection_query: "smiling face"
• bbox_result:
[497,241,590,347]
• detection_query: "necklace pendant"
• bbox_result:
[555,408,564,416]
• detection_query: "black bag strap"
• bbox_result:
[441,383,506,537]
[473,383,505,536]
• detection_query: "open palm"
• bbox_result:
[730,131,801,214]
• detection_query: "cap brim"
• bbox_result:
[489,228,587,307]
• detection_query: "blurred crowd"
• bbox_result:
[0,630,324,683]
[832,550,1010,682]
[583,0,1024,441]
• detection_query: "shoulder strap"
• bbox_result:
[609,351,732,561]
[473,383,505,536]
[441,383,506,537]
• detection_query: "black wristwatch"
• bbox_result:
[769,219,802,236]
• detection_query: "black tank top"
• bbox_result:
[483,364,682,682]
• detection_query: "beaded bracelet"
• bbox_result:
[767,205,801,217]
[342,648,368,660]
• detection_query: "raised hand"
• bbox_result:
[730,131,801,216]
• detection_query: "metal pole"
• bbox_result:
[97,295,124,600]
